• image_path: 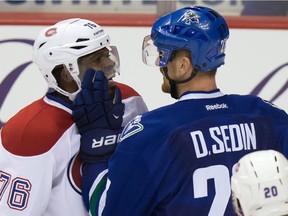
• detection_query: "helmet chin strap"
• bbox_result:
[68,89,80,101]
[162,66,199,99]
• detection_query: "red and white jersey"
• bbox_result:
[0,83,148,216]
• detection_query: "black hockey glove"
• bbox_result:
[72,69,124,162]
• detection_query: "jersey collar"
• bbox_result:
[44,93,72,114]
[178,89,224,101]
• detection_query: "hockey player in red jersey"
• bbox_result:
[231,150,288,216]
[0,18,148,215]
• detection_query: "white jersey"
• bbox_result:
[0,83,148,216]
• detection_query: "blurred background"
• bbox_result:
[0,0,287,16]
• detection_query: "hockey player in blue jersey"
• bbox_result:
[72,6,288,216]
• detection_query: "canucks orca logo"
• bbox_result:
[120,115,144,142]
[183,11,200,25]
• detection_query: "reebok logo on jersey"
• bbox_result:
[206,103,228,111]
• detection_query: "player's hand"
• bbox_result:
[72,68,125,162]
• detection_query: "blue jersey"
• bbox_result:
[82,89,288,216]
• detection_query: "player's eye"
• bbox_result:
[91,55,103,64]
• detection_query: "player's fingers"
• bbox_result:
[93,71,108,102]
[73,91,85,107]
[92,71,106,92]
[72,107,86,123]
[80,89,94,105]
[94,71,109,91]
[93,71,106,82]
[81,68,96,89]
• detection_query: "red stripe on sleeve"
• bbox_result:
[115,82,140,99]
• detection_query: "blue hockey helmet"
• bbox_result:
[148,6,229,72]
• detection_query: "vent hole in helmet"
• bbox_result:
[70,46,87,50]
[205,12,216,21]
[76,38,89,42]
[208,10,221,19]
[173,25,185,34]
[161,25,170,33]
[71,38,89,50]
[39,42,46,49]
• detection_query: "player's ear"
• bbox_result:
[61,67,73,81]
[178,52,192,77]
[180,56,190,70]
[59,67,78,93]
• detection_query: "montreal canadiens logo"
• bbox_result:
[67,153,83,194]
[45,27,57,37]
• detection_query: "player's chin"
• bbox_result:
[161,83,170,94]
[105,69,116,79]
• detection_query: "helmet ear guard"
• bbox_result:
[231,150,288,216]
[33,18,113,100]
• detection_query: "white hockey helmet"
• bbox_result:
[33,18,111,100]
[231,150,288,216]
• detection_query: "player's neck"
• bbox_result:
[177,75,217,96]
